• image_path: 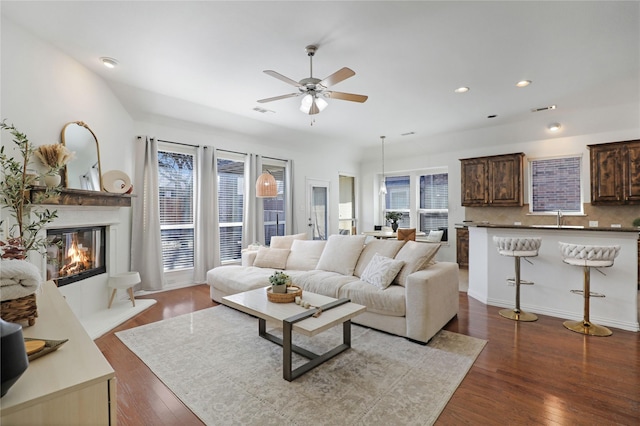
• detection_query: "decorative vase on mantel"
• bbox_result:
[44,173,61,188]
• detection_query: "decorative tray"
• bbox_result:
[266,286,302,303]
[24,337,69,362]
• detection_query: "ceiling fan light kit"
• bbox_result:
[258,45,368,116]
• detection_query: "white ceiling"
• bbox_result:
[2,1,639,151]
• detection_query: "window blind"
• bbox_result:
[217,158,245,261]
[158,150,195,271]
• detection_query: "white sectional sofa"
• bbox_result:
[207,234,460,343]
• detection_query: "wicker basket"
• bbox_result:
[1,293,38,326]
[266,286,302,303]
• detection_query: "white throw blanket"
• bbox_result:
[0,259,42,301]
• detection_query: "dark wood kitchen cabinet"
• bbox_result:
[456,227,469,268]
[460,153,524,207]
[589,139,640,205]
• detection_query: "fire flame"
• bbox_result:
[59,236,92,277]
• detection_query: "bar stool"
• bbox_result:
[108,271,141,309]
[493,237,542,321]
[558,242,620,336]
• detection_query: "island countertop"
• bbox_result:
[456,222,640,233]
[465,225,639,332]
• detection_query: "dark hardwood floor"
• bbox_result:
[95,285,640,425]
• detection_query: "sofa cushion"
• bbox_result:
[338,281,406,317]
[354,239,406,277]
[293,270,360,298]
[360,254,405,290]
[252,247,290,269]
[393,241,441,286]
[285,240,326,270]
[315,234,366,276]
[270,233,307,249]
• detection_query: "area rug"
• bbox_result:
[116,306,486,425]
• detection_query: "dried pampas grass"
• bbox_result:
[35,144,74,169]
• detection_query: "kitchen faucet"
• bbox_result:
[556,210,563,227]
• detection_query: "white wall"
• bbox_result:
[359,104,640,262]
[1,17,136,307]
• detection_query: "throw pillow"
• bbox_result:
[393,241,441,286]
[360,253,405,290]
[315,234,367,276]
[285,240,327,270]
[354,239,406,277]
[426,230,444,242]
[252,247,290,269]
[270,233,307,249]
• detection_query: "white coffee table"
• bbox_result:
[222,287,366,381]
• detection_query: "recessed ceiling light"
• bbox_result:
[548,122,562,132]
[454,87,469,93]
[100,57,118,69]
[516,80,531,88]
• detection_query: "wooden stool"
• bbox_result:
[493,236,542,322]
[559,242,620,336]
[107,272,141,309]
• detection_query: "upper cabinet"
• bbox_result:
[589,140,640,205]
[460,153,524,207]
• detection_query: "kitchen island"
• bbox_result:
[466,224,639,332]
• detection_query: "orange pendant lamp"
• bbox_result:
[256,170,277,198]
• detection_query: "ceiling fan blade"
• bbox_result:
[326,91,368,103]
[263,70,302,87]
[318,67,355,88]
[257,93,301,103]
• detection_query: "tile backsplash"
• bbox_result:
[465,204,639,228]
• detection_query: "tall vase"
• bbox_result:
[1,318,29,397]
[391,222,399,232]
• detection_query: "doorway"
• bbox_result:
[306,179,329,240]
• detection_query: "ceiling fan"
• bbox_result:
[257,45,368,115]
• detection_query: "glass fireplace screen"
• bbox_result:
[46,226,106,286]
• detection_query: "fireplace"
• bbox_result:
[46,226,106,287]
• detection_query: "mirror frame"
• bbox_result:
[60,121,103,191]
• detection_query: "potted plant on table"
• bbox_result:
[269,271,290,294]
[0,121,60,259]
[385,211,403,232]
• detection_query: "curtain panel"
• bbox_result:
[131,136,166,291]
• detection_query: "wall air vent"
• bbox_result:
[531,104,557,113]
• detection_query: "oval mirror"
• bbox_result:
[61,121,103,191]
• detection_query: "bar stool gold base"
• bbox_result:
[563,320,612,336]
[499,309,538,322]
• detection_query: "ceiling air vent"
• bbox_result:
[253,106,274,114]
[531,104,557,113]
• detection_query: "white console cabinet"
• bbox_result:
[0,281,116,425]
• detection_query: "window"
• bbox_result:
[384,175,411,227]
[383,171,448,234]
[217,156,245,262]
[419,173,448,232]
[529,156,582,213]
[262,163,286,245]
[158,149,195,271]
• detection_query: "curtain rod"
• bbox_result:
[139,137,287,161]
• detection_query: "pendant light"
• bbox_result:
[256,170,277,198]
[379,136,387,195]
